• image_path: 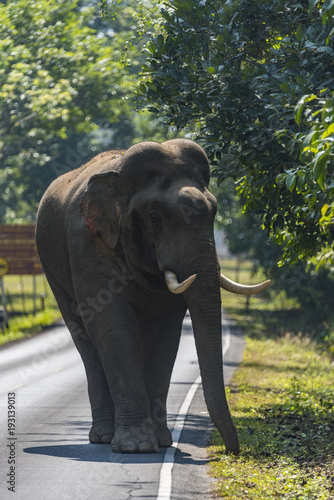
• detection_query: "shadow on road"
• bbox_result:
[23,443,207,465]
[23,414,211,465]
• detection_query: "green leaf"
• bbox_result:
[296,24,303,42]
[279,82,290,94]
[223,3,231,15]
[285,172,297,192]
[295,76,305,86]
[157,34,164,47]
[147,106,159,113]
[321,203,329,217]
[217,34,224,45]
[147,42,157,54]
[147,82,158,92]
[295,96,306,126]
[294,94,317,126]
[308,0,320,11]
[312,151,328,189]
[323,122,334,137]
[322,0,334,14]
[138,83,147,94]
[296,175,306,191]
[301,129,320,153]
[275,215,285,230]
[206,67,216,74]
[322,0,334,23]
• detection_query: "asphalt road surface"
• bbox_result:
[0,312,244,500]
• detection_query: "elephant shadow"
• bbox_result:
[23,414,211,465]
[24,443,168,464]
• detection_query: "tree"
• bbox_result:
[139,0,334,269]
[0,0,135,222]
[0,0,181,222]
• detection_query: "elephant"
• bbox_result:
[36,139,269,454]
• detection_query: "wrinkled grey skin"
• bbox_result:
[36,139,239,454]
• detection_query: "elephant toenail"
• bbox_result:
[101,435,112,444]
[122,441,137,453]
[159,437,172,447]
[89,435,101,444]
[138,442,152,453]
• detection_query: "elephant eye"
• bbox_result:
[149,211,161,226]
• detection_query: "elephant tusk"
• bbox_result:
[165,271,197,294]
[220,272,270,295]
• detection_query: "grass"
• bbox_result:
[210,259,334,499]
[0,274,61,345]
[0,307,62,346]
[2,274,53,314]
[220,259,332,348]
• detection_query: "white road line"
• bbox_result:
[222,328,231,357]
[157,328,231,500]
[157,375,202,500]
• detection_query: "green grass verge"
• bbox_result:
[221,259,333,353]
[210,260,334,498]
[0,274,61,346]
[0,307,61,346]
[3,274,54,314]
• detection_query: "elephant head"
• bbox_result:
[80,139,269,454]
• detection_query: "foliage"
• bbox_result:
[286,89,334,269]
[139,0,334,268]
[216,180,334,328]
[212,178,257,257]
[0,0,173,224]
[0,0,136,222]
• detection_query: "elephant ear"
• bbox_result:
[80,171,120,250]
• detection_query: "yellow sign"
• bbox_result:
[0,258,8,277]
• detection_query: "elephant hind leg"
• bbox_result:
[78,335,115,444]
[42,265,115,444]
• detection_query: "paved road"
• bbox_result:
[0,312,244,500]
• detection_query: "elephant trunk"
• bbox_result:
[182,250,239,455]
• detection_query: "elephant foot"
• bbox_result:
[89,424,114,444]
[155,426,173,447]
[111,423,159,453]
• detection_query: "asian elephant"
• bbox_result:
[36,139,269,454]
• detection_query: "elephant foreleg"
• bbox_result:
[82,296,159,453]
[140,301,187,447]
